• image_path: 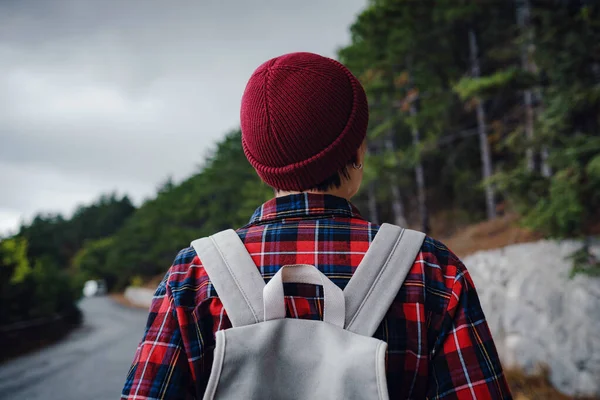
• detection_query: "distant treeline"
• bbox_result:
[1,194,135,325]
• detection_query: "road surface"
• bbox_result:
[0,297,148,400]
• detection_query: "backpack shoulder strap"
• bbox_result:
[191,229,266,327]
[344,223,425,336]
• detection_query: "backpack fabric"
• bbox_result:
[191,223,425,400]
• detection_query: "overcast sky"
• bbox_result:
[0,0,367,235]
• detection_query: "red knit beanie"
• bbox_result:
[240,52,369,191]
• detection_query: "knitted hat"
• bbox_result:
[240,52,369,191]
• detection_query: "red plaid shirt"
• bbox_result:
[122,193,511,399]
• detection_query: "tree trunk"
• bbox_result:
[469,28,497,219]
[366,181,379,225]
[407,89,430,233]
[523,90,536,170]
[383,134,408,228]
[366,142,380,224]
[516,0,537,172]
[372,92,407,227]
[383,99,408,227]
[540,147,552,177]
[517,0,552,177]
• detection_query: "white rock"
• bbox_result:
[577,371,600,397]
[503,299,549,339]
[504,334,548,373]
[462,238,600,397]
[548,351,580,396]
[546,320,569,355]
[479,287,504,336]
[567,325,593,368]
[124,286,154,308]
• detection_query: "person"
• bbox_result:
[121,52,512,399]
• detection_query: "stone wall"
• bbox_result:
[124,286,154,309]
[464,239,600,397]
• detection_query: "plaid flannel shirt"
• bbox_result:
[122,193,511,399]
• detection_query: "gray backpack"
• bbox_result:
[191,223,425,400]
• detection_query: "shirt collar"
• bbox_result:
[248,193,364,225]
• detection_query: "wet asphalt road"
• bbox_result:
[0,297,148,400]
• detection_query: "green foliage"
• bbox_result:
[0,237,31,284]
[73,130,271,290]
[569,244,600,278]
[0,239,76,325]
[522,170,583,237]
[1,194,136,325]
[493,134,600,241]
[496,84,600,242]
[453,68,537,100]
[130,275,144,288]
[72,237,116,289]
[18,194,135,270]
[587,154,600,189]
[343,0,600,274]
[29,256,78,319]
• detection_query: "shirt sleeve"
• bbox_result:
[121,271,194,400]
[427,266,513,399]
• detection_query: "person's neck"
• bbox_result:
[275,188,352,201]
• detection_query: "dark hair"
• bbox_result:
[272,163,353,193]
[312,165,352,191]
[312,153,357,192]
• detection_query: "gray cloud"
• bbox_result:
[0,0,366,234]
